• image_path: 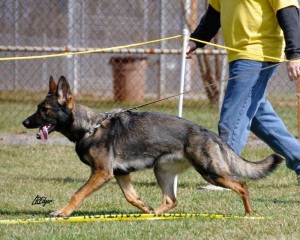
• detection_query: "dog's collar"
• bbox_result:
[94,112,112,129]
[88,112,112,134]
[88,110,129,135]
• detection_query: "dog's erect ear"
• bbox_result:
[48,76,57,94]
[57,76,74,109]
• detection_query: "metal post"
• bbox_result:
[178,29,189,117]
[160,0,167,99]
[14,0,19,91]
[68,0,78,95]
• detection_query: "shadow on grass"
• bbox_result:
[0,209,144,218]
[0,209,52,217]
[133,180,201,189]
[16,175,204,189]
[16,176,86,184]
[255,198,300,204]
[242,179,295,189]
[74,210,144,216]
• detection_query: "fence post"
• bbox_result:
[178,29,189,117]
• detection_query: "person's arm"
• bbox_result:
[277,6,300,60]
[186,5,220,58]
[276,6,300,80]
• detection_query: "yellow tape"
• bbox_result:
[0,213,266,224]
[0,33,293,63]
[189,37,287,63]
[0,35,181,61]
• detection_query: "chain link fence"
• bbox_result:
[0,0,299,138]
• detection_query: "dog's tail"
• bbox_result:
[228,152,284,179]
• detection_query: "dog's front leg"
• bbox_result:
[50,170,113,217]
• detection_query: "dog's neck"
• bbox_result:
[60,103,103,143]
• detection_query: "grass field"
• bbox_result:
[0,142,299,240]
[0,94,299,239]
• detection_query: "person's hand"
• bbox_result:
[286,59,300,81]
[186,41,197,59]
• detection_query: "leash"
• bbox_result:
[126,61,283,112]
[89,61,283,133]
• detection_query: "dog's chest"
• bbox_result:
[75,138,96,166]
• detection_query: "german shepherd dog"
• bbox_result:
[22,76,283,217]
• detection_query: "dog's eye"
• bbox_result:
[41,106,50,112]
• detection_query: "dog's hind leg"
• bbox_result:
[153,163,182,213]
[115,174,154,213]
[50,169,113,217]
[154,175,178,213]
[214,176,253,215]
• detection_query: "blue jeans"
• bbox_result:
[218,59,300,175]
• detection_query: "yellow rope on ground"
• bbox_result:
[0,213,266,224]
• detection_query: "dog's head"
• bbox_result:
[22,76,74,140]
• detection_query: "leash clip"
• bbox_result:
[88,112,112,134]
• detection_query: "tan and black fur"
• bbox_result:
[22,76,284,217]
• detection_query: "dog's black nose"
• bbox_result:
[22,119,30,128]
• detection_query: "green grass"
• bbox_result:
[0,92,300,239]
[0,144,299,240]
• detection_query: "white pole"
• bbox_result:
[218,56,228,113]
[178,29,189,117]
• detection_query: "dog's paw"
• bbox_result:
[50,209,70,217]
[144,206,155,214]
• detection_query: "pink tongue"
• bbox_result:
[39,126,49,141]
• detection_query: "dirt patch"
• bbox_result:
[0,133,73,146]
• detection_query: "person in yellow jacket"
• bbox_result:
[187,0,300,189]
